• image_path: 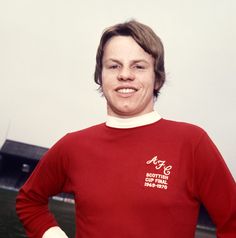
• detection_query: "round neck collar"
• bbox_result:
[106,111,162,129]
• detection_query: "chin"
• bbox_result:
[116,109,142,118]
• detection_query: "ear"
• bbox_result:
[154,79,160,91]
[99,85,104,95]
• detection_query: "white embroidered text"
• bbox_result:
[144,156,173,190]
[146,156,172,175]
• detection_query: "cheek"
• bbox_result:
[101,80,112,96]
[101,74,116,89]
[101,71,109,85]
[101,79,110,91]
[143,75,156,90]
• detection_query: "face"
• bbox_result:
[101,36,157,118]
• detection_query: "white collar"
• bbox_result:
[106,111,162,129]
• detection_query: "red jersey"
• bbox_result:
[16,119,236,237]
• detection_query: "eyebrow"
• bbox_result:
[103,58,150,65]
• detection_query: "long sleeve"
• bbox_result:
[16,136,70,238]
[193,132,236,237]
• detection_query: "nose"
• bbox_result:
[117,67,135,81]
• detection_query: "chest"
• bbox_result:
[67,137,196,214]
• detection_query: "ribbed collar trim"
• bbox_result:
[106,111,161,129]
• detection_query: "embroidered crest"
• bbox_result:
[144,156,172,190]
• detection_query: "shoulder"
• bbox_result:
[158,118,208,142]
[161,118,205,132]
[68,123,105,137]
[54,123,106,147]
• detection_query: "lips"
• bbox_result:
[115,86,138,94]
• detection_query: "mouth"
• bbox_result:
[115,87,138,94]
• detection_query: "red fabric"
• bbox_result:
[16,119,236,237]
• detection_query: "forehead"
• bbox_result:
[102,36,153,63]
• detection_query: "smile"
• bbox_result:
[116,88,137,94]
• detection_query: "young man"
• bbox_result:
[16,20,236,238]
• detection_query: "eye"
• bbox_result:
[109,64,119,69]
[134,64,145,70]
